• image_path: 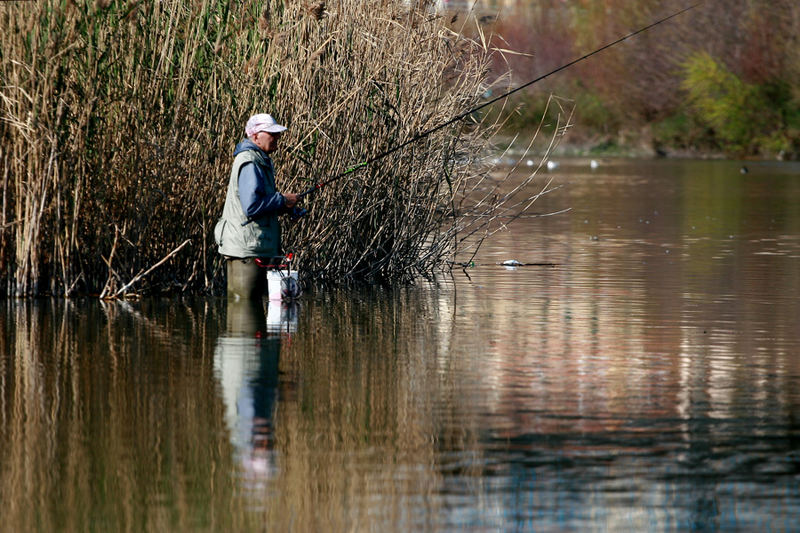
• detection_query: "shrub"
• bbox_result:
[682,52,775,155]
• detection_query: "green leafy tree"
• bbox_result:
[682,52,780,155]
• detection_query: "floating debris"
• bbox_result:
[496,260,557,268]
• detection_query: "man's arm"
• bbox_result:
[238,162,286,218]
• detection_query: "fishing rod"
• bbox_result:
[296,1,703,201]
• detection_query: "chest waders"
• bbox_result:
[227,258,266,300]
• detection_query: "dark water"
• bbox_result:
[2,159,799,532]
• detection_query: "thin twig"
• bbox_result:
[111,240,191,299]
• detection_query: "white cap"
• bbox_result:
[245,113,288,137]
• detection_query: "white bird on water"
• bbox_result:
[590,159,599,169]
[546,160,559,171]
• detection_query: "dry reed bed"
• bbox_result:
[1,0,565,297]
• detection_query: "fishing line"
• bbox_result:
[297,1,703,200]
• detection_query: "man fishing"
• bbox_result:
[214,113,301,299]
[214,6,699,301]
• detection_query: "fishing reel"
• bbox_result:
[288,206,308,222]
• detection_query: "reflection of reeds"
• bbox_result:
[1,0,561,296]
[261,289,485,530]
[0,300,243,531]
[0,292,487,530]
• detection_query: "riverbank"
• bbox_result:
[493,126,797,162]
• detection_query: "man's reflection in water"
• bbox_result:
[214,299,298,480]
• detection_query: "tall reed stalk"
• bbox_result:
[0,0,564,296]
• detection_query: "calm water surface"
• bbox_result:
[2,159,799,532]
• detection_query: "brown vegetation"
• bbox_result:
[0,0,564,297]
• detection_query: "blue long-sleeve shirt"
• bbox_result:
[234,140,286,219]
[238,162,285,218]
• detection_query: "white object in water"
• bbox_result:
[267,270,301,300]
[546,160,559,170]
[501,259,523,266]
[590,159,599,169]
[266,300,299,333]
[526,159,534,167]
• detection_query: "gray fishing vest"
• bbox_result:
[214,150,281,258]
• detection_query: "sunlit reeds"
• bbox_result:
[1,0,562,296]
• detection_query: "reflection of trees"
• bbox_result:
[455,161,800,528]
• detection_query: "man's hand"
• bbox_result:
[283,193,299,208]
[289,206,308,222]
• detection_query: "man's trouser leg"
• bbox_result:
[226,258,265,300]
